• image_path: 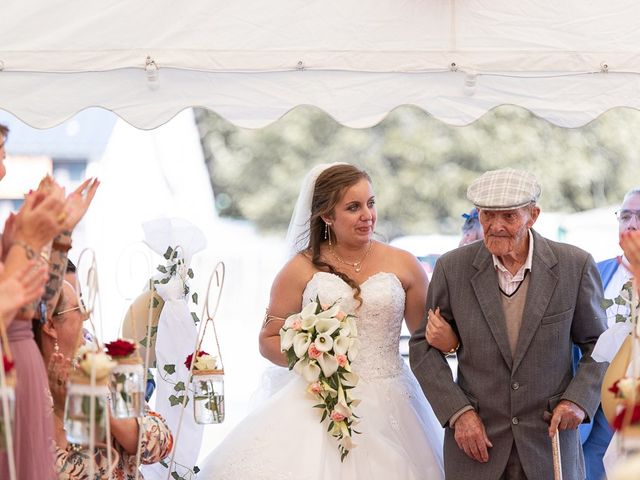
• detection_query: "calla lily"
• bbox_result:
[342,371,359,387]
[294,358,321,382]
[347,338,361,361]
[339,435,356,451]
[334,400,352,419]
[315,318,340,336]
[317,303,341,319]
[317,352,339,377]
[280,328,297,351]
[315,333,334,352]
[293,332,312,358]
[333,335,350,355]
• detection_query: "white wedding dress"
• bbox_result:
[199,271,445,479]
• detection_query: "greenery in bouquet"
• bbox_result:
[608,377,640,431]
[280,297,361,461]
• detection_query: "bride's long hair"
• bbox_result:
[306,164,371,307]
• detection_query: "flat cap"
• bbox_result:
[467,168,541,210]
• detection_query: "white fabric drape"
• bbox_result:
[2,0,640,128]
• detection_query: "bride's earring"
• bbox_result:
[54,340,60,354]
[325,222,332,246]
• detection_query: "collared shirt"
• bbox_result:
[492,230,534,295]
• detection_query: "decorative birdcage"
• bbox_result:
[64,370,110,445]
[189,262,226,424]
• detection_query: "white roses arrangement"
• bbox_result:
[280,298,361,461]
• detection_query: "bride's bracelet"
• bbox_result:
[262,310,285,327]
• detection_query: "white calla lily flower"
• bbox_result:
[347,338,361,361]
[317,353,339,377]
[280,328,297,351]
[315,318,340,335]
[317,303,340,319]
[315,333,334,352]
[333,335,350,355]
[294,358,321,383]
[293,332,312,358]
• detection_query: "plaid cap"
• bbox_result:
[467,168,541,210]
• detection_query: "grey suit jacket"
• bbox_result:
[409,230,607,480]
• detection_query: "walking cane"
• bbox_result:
[551,431,563,480]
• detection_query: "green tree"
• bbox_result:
[196,105,640,238]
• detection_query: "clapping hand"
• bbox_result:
[61,178,100,231]
[621,231,640,282]
[0,260,48,321]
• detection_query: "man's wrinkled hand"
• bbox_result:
[548,400,585,437]
[453,410,493,463]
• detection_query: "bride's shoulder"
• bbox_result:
[272,252,317,290]
[375,241,420,265]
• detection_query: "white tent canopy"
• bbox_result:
[2,0,640,129]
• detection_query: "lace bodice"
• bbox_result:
[302,271,406,380]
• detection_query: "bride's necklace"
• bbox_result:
[329,241,373,273]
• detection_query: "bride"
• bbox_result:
[199,163,457,479]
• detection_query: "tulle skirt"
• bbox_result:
[199,363,444,480]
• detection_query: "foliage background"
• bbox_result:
[196,105,640,239]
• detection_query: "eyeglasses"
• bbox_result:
[615,209,640,224]
[53,299,88,317]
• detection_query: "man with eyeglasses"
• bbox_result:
[578,187,640,480]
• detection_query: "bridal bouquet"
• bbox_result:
[280,298,361,461]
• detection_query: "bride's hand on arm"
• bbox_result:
[258,257,308,367]
[426,307,459,354]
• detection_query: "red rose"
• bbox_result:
[105,339,136,358]
[612,404,640,431]
[608,379,620,395]
[2,355,14,373]
[184,350,209,370]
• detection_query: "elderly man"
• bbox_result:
[410,168,607,480]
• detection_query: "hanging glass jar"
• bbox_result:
[64,372,109,445]
[192,369,225,424]
[0,375,15,453]
[109,357,145,418]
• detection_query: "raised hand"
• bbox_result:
[453,410,493,463]
[13,179,66,250]
[47,352,72,414]
[61,178,100,231]
[621,230,640,281]
[426,307,459,353]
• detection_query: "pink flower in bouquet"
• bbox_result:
[184,350,209,370]
[308,343,322,359]
[330,410,346,422]
[308,382,322,395]
[336,354,348,368]
[291,319,302,331]
[105,338,136,358]
[2,355,14,373]
[336,311,346,321]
